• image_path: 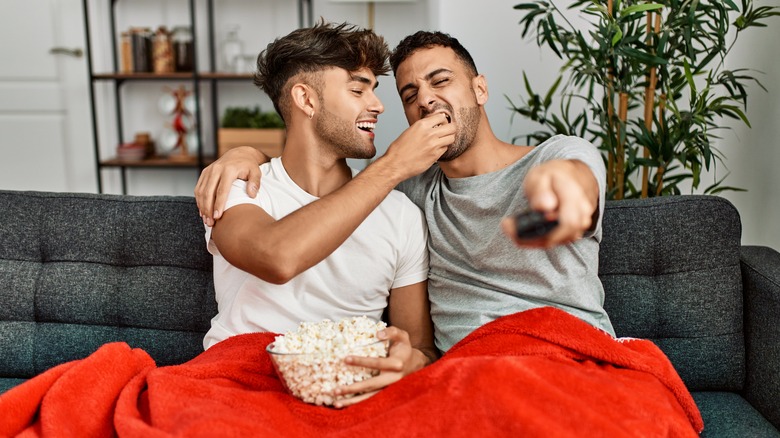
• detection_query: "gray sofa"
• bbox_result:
[0,190,778,436]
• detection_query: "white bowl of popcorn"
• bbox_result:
[266,316,389,406]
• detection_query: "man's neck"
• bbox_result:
[280,137,353,198]
[438,129,531,179]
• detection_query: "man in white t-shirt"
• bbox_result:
[202,22,454,408]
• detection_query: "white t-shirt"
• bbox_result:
[203,157,429,349]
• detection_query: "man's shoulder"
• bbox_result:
[536,135,597,154]
[383,189,424,213]
[395,165,439,206]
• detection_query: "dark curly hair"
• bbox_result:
[254,20,390,122]
[390,31,478,76]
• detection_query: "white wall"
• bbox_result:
[710,1,780,248]
[432,0,780,249]
[2,0,778,249]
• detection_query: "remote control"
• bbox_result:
[514,210,559,240]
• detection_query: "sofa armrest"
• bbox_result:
[741,245,780,429]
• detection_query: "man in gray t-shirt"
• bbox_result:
[397,134,613,351]
[196,30,614,354]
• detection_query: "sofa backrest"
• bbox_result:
[599,195,744,392]
[0,190,216,381]
[0,191,745,393]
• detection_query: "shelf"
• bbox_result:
[93,72,195,80]
[92,72,254,81]
[83,0,311,194]
[101,155,215,168]
[200,72,254,80]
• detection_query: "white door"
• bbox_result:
[0,0,94,193]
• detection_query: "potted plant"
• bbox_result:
[510,0,778,199]
[218,106,286,157]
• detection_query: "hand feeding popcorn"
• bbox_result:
[267,316,388,406]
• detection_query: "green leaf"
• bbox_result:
[620,3,664,17]
[683,58,696,94]
[722,0,738,11]
[611,27,623,46]
[544,75,562,107]
[619,47,667,65]
[513,4,541,11]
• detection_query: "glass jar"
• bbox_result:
[172,26,194,72]
[120,31,133,73]
[153,26,174,74]
[130,27,153,73]
[220,26,243,72]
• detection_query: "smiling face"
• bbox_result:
[315,67,385,159]
[395,46,485,162]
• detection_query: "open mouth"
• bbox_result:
[357,121,376,133]
[428,111,451,127]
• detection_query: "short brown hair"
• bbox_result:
[254,21,390,121]
[390,31,478,76]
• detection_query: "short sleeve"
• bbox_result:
[204,178,265,255]
[391,199,429,289]
[535,135,606,240]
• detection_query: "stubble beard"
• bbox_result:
[437,105,480,162]
[315,106,376,160]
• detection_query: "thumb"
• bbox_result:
[526,174,558,213]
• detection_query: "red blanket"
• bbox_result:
[0,307,703,437]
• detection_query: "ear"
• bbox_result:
[291,83,318,119]
[472,74,488,106]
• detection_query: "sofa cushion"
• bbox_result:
[0,191,217,380]
[600,196,744,391]
[693,392,780,437]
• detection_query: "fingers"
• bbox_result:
[345,353,404,372]
[377,326,410,344]
[429,112,452,130]
[330,326,415,406]
[332,389,378,409]
[195,160,265,226]
[247,165,261,198]
[343,327,408,373]
[195,167,217,225]
[430,113,456,143]
[331,365,399,406]
[524,167,558,214]
[212,179,230,221]
[515,161,595,248]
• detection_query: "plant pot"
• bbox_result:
[218,128,285,158]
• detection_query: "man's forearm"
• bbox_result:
[235,158,410,283]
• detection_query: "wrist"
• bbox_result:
[248,147,267,164]
[413,347,439,370]
[359,156,406,190]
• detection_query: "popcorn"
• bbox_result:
[267,316,389,406]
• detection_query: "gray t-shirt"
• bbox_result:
[397,135,615,352]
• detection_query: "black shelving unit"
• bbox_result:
[82,0,313,194]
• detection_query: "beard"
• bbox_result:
[437,105,480,162]
[315,106,376,160]
[423,104,480,161]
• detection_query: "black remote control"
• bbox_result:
[514,210,559,239]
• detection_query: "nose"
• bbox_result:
[369,92,385,115]
[416,86,436,118]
